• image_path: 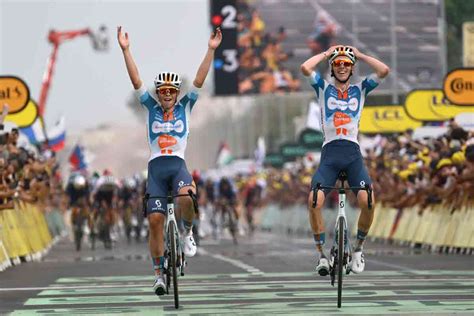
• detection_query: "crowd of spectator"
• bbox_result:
[233,123,474,213]
[0,105,64,212]
[306,12,337,57]
[236,0,300,94]
[367,123,474,211]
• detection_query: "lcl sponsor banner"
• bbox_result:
[443,68,474,106]
[359,105,421,134]
[404,89,474,121]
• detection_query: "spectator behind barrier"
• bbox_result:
[0,104,63,211]
[226,126,473,212]
[237,0,299,94]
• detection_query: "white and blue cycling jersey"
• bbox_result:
[309,71,381,147]
[136,85,199,161]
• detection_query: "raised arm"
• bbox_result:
[300,45,341,76]
[348,46,390,79]
[117,26,142,89]
[193,28,222,88]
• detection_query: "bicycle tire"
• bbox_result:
[227,206,238,244]
[169,222,179,309]
[74,226,82,251]
[337,216,344,308]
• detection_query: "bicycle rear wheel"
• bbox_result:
[337,216,344,308]
[169,222,179,309]
[226,206,238,244]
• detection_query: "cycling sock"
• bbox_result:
[356,229,368,251]
[183,220,193,234]
[313,233,325,253]
[152,256,165,275]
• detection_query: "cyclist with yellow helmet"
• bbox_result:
[117,26,222,295]
[301,45,390,276]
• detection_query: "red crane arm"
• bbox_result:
[38,28,91,117]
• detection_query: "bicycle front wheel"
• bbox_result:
[226,207,238,244]
[337,216,344,308]
[169,222,179,309]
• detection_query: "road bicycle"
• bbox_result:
[312,171,372,308]
[220,199,238,245]
[143,189,199,309]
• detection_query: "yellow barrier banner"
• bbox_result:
[1,209,30,258]
[360,105,422,134]
[0,203,55,263]
[29,203,52,248]
[373,205,474,250]
[404,89,474,121]
[0,241,10,270]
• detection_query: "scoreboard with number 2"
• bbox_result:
[210,0,238,95]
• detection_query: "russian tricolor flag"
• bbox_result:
[47,117,66,152]
[69,144,87,171]
[20,116,66,152]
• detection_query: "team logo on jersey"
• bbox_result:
[152,120,184,134]
[327,96,359,112]
[334,112,351,127]
[158,135,178,149]
[333,112,351,135]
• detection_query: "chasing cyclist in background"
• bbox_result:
[91,169,120,249]
[117,25,222,295]
[66,172,90,251]
[217,177,239,243]
[300,45,390,276]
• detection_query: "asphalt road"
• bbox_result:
[1,230,473,315]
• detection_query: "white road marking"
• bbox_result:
[0,277,470,292]
[200,248,264,275]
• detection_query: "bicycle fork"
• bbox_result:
[330,190,353,285]
[165,200,186,277]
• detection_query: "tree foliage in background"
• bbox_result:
[446,0,474,70]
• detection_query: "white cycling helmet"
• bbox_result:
[73,174,86,189]
[125,178,136,189]
[329,46,357,65]
[154,72,182,89]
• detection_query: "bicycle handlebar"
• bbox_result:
[312,183,372,210]
[142,190,199,217]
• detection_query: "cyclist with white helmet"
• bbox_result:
[117,25,222,295]
[66,172,90,251]
[91,169,120,249]
[301,45,390,276]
